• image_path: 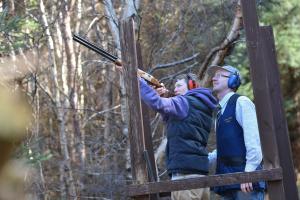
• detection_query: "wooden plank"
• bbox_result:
[120,17,148,188]
[136,42,159,200]
[240,1,286,199]
[127,168,282,197]
[259,26,299,200]
[240,0,280,169]
[136,42,158,182]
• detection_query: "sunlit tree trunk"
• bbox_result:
[54,10,73,198]
[103,37,116,171]
[61,0,82,169]
[40,0,77,198]
[103,0,142,180]
[103,0,130,141]
[61,0,80,198]
[74,0,86,170]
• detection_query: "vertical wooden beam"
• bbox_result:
[119,18,149,200]
[259,26,299,200]
[136,42,158,182]
[136,42,159,200]
[240,0,285,199]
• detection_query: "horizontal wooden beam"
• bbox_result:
[127,168,282,197]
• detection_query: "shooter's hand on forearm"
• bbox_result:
[155,85,170,97]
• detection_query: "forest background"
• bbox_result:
[0,0,299,199]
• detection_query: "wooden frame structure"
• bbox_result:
[119,1,299,199]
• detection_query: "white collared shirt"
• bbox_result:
[208,92,263,172]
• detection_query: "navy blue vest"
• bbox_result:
[214,94,265,194]
[166,95,213,175]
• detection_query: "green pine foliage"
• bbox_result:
[0,9,21,32]
[0,10,21,52]
[17,143,53,165]
[261,0,300,70]
[259,0,300,141]
[0,5,42,54]
[227,1,300,143]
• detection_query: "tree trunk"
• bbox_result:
[198,0,243,86]
[103,38,115,171]
[2,0,14,15]
[40,0,77,198]
[15,0,25,15]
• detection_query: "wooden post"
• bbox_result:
[240,1,285,199]
[136,42,158,182]
[259,26,299,200]
[241,0,298,199]
[119,17,149,199]
[136,42,160,200]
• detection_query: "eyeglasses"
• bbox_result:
[213,73,230,78]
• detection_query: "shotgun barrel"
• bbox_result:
[73,33,163,88]
[73,34,122,66]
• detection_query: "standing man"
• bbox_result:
[139,73,217,200]
[207,65,265,200]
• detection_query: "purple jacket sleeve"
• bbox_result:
[139,78,189,120]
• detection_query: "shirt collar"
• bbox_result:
[219,91,235,110]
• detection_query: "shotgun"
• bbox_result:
[73,34,163,88]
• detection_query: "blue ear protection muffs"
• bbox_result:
[228,71,241,90]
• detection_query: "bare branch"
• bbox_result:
[82,105,121,128]
[197,0,243,80]
[149,53,200,74]
[159,62,199,83]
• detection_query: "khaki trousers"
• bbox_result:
[171,174,210,200]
